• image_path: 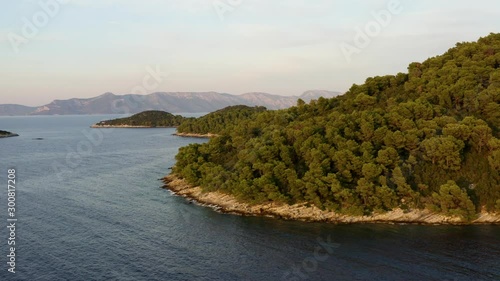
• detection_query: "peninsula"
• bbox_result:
[0,130,19,138]
[173,105,266,138]
[166,33,500,224]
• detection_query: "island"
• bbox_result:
[0,130,19,138]
[91,110,185,128]
[164,33,500,224]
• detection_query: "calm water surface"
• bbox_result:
[0,115,499,281]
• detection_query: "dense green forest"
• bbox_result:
[177,105,267,134]
[173,33,500,220]
[95,111,185,127]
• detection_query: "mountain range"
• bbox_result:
[0,90,341,116]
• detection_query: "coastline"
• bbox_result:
[162,174,500,225]
[172,132,218,138]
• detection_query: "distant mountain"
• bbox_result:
[238,92,301,109]
[0,104,37,116]
[0,90,341,116]
[300,90,340,100]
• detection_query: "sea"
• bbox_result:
[0,115,499,281]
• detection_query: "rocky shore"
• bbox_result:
[172,132,218,138]
[162,174,500,225]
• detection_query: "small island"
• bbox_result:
[92,110,185,128]
[0,130,19,138]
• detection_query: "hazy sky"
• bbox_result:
[1,0,499,106]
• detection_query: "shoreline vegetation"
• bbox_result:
[162,174,500,225]
[0,130,19,138]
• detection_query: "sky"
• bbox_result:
[0,0,499,106]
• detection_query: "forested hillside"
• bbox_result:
[94,111,185,127]
[177,105,267,134]
[173,33,500,220]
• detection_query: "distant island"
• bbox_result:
[92,110,185,128]
[164,33,500,224]
[0,130,19,138]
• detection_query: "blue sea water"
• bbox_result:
[0,115,499,281]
